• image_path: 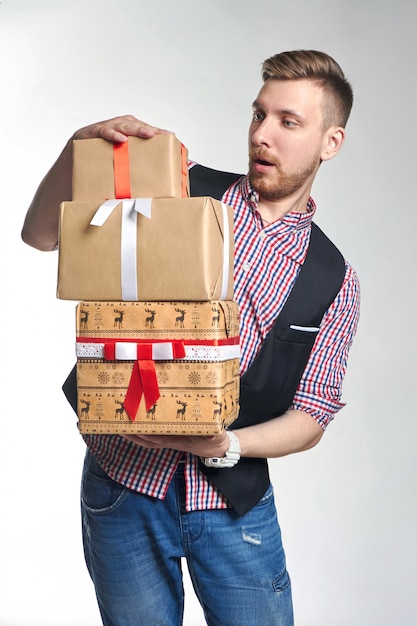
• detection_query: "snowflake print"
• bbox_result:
[112,372,125,385]
[97,371,110,385]
[188,371,201,385]
[158,371,169,385]
[206,371,218,384]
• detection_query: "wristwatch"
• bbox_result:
[201,430,241,468]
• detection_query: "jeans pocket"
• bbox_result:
[258,483,274,505]
[81,451,128,514]
[272,567,291,593]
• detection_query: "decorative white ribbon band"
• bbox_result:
[90,198,230,301]
[289,325,320,332]
[90,198,152,301]
[76,341,240,362]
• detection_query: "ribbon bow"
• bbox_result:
[104,341,186,420]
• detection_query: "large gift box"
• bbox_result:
[57,196,234,301]
[72,135,189,200]
[75,301,240,435]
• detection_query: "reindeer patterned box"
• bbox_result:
[57,196,234,302]
[75,301,240,435]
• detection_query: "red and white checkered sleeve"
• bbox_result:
[291,262,361,429]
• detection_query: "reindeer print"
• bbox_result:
[145,309,156,329]
[114,400,125,419]
[175,308,186,328]
[146,404,157,420]
[211,307,220,327]
[212,400,223,420]
[114,309,124,328]
[80,309,89,329]
[80,399,91,416]
[176,401,187,421]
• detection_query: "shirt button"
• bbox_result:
[243,263,251,272]
[259,231,266,240]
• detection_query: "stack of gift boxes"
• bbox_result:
[57,135,240,435]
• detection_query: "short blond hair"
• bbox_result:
[262,50,353,128]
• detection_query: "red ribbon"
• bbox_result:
[123,359,159,419]
[103,341,187,421]
[113,141,131,199]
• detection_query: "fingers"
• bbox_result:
[122,434,173,449]
[122,432,229,458]
[72,114,173,142]
[122,434,159,447]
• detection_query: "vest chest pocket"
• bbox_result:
[237,325,320,428]
[274,325,320,402]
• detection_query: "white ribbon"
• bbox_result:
[76,342,240,362]
[115,342,177,360]
[220,202,230,300]
[90,198,152,301]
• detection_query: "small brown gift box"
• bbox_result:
[75,301,240,435]
[57,197,234,301]
[72,135,189,201]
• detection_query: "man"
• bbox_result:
[22,50,360,626]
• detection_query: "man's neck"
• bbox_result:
[257,187,312,223]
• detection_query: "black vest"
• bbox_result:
[63,165,346,517]
[190,165,346,514]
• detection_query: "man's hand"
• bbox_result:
[72,114,172,143]
[22,114,172,250]
[123,432,231,459]
[122,409,324,461]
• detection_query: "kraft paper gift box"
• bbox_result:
[74,300,240,435]
[72,135,189,201]
[57,196,234,301]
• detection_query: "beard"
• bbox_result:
[248,147,319,201]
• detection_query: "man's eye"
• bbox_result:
[252,111,264,122]
[283,119,297,127]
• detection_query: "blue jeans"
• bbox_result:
[81,450,294,626]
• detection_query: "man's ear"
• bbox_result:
[320,127,345,162]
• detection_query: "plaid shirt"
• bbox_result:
[83,172,360,511]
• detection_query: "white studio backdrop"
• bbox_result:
[2,0,417,624]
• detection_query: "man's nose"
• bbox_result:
[250,119,272,147]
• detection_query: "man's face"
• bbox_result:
[248,79,328,202]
